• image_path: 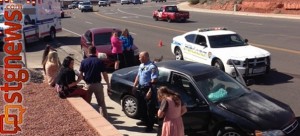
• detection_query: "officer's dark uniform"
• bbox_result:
[136,61,159,131]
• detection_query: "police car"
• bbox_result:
[171,27,271,77]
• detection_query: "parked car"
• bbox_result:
[132,0,142,4]
[153,5,189,23]
[121,0,131,5]
[171,27,271,77]
[68,1,79,9]
[80,27,140,70]
[80,1,93,12]
[98,0,111,7]
[78,2,84,10]
[108,60,300,136]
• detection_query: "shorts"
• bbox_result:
[112,53,122,61]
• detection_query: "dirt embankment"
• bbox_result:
[191,0,300,15]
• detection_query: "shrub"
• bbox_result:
[189,0,199,5]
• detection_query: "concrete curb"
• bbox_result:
[67,97,123,136]
[177,2,300,20]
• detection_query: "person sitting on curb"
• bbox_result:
[55,56,88,102]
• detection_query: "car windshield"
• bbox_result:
[208,34,247,48]
[94,31,121,45]
[0,14,4,23]
[193,70,249,103]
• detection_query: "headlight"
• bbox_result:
[227,59,241,65]
[97,52,107,60]
[255,130,285,136]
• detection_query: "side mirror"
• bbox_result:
[199,42,207,47]
[244,39,248,43]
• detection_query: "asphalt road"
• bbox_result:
[17,2,300,135]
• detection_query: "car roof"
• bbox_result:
[155,60,216,76]
[89,27,121,34]
[187,29,236,36]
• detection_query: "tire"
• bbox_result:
[122,95,139,118]
[213,59,225,71]
[167,17,171,23]
[49,29,56,41]
[154,16,158,21]
[175,48,183,60]
[217,127,244,136]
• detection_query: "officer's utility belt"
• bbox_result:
[138,84,151,91]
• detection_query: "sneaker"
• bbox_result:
[136,121,147,126]
[144,127,153,133]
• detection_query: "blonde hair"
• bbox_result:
[47,51,61,66]
[121,28,129,37]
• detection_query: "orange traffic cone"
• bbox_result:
[158,40,163,47]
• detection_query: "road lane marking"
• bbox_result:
[117,8,152,18]
[63,28,81,36]
[252,43,300,55]
[85,21,93,24]
[239,21,263,26]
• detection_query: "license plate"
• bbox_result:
[253,67,266,73]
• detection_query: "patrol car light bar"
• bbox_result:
[198,27,228,32]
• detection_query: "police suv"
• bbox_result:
[171,27,271,77]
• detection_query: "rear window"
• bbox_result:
[94,31,121,45]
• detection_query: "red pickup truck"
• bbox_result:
[153,5,189,23]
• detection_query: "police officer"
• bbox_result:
[132,51,159,132]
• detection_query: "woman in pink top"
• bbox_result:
[111,31,123,70]
[157,86,187,136]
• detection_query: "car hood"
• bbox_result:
[221,92,294,129]
[212,45,270,60]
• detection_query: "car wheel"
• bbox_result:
[213,59,225,71]
[122,95,139,118]
[153,16,158,21]
[167,17,172,23]
[175,47,183,60]
[49,29,56,41]
[217,127,244,136]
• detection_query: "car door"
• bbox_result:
[81,30,92,56]
[182,34,196,61]
[190,35,210,64]
[168,73,210,131]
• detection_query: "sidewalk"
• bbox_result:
[177,2,300,20]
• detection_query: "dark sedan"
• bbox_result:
[81,27,140,70]
[109,60,300,136]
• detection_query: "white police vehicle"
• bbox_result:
[171,27,271,77]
